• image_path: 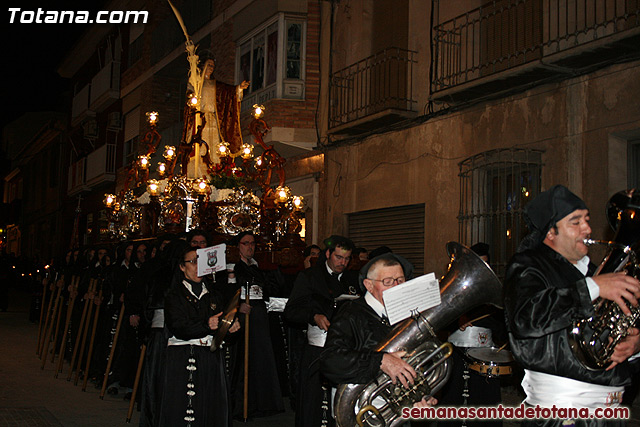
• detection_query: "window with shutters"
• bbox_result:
[458,148,543,278]
[348,204,425,275]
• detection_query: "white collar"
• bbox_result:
[325,261,342,280]
[182,279,208,300]
[575,255,590,276]
[365,292,387,319]
[243,257,258,267]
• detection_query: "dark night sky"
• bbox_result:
[1,1,106,132]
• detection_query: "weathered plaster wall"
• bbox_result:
[319,61,640,275]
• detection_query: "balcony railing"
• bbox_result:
[330,47,417,130]
[432,0,640,94]
[71,84,92,126]
[85,143,117,187]
[90,61,120,113]
[67,157,89,196]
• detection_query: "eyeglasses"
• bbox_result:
[239,241,256,246]
[368,276,406,287]
[183,258,198,264]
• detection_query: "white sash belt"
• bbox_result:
[522,370,624,410]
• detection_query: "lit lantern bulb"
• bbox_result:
[163,146,176,161]
[255,157,263,167]
[148,180,160,196]
[146,111,159,125]
[252,104,265,119]
[217,142,229,157]
[138,155,149,169]
[292,196,304,210]
[275,186,291,204]
[195,179,208,194]
[188,92,198,106]
[157,162,166,176]
[241,143,253,159]
[104,194,116,208]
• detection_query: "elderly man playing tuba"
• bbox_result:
[320,253,435,426]
[505,185,640,426]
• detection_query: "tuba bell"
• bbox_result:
[333,242,503,427]
[568,189,640,370]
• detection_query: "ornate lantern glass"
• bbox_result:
[252,104,265,119]
[104,194,116,208]
[138,155,150,169]
[148,179,160,196]
[146,111,159,125]
[163,146,176,161]
[275,186,291,204]
[217,141,230,157]
[241,143,254,160]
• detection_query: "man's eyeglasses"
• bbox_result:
[183,258,198,264]
[368,276,406,287]
[239,241,256,246]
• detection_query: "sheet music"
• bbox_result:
[382,272,441,325]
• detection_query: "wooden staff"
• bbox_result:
[82,287,104,391]
[49,288,67,363]
[67,279,95,381]
[55,276,80,378]
[100,303,126,399]
[74,280,98,386]
[36,274,50,354]
[38,274,58,356]
[40,278,64,368]
[126,343,146,423]
[243,288,250,421]
[46,295,65,365]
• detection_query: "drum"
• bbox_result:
[466,346,514,378]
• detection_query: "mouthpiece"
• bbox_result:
[583,238,596,245]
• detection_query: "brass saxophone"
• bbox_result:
[567,190,640,370]
[333,242,503,427]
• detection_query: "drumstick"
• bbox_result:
[496,343,508,353]
[460,313,491,329]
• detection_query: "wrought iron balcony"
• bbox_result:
[329,47,417,135]
[432,0,640,103]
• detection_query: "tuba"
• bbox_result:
[568,189,640,370]
[333,242,503,427]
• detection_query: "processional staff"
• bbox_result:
[82,286,104,391]
[55,276,80,378]
[100,302,126,399]
[74,279,98,386]
[40,275,64,369]
[67,279,95,381]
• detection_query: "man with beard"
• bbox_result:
[284,235,358,426]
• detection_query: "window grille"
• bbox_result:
[458,148,543,278]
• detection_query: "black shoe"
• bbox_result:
[107,386,118,395]
[124,391,132,401]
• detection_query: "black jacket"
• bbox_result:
[164,280,224,341]
[320,296,390,384]
[284,262,358,327]
[504,243,635,386]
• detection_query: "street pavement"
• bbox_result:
[2,286,640,426]
[0,287,294,427]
